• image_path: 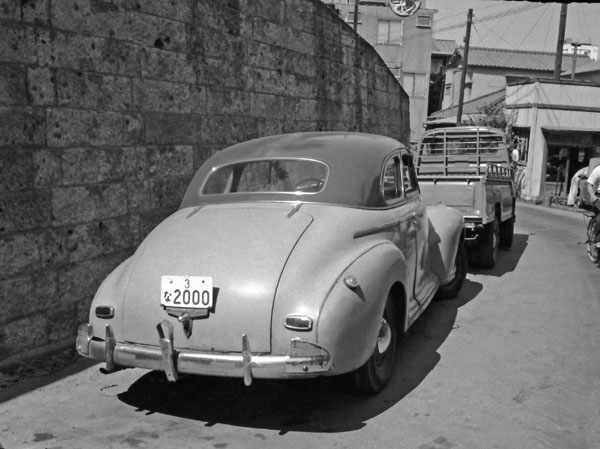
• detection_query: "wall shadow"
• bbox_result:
[117,279,483,433]
[468,233,529,277]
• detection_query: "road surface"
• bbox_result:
[1,201,599,449]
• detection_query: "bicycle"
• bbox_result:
[583,208,599,263]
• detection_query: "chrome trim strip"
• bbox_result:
[353,219,403,238]
[242,334,253,386]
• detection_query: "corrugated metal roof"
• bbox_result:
[428,88,506,120]
[432,39,458,55]
[464,47,576,72]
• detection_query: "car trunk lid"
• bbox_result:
[121,204,313,353]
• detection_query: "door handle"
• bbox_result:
[412,212,424,219]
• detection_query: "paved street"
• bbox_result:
[1,202,599,449]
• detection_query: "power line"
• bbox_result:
[434,4,543,35]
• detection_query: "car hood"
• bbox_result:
[120,203,313,353]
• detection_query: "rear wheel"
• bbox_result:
[586,216,599,263]
[352,295,397,394]
[435,242,467,300]
[479,217,499,268]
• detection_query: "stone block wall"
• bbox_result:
[0,0,409,365]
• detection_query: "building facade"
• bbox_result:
[325,0,436,141]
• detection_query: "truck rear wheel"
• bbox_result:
[479,217,499,268]
[500,216,514,248]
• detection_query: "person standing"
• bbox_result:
[582,162,600,247]
[567,166,588,206]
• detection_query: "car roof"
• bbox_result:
[181,132,408,209]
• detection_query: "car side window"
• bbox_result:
[401,154,418,195]
[382,156,401,202]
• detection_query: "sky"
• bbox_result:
[423,0,600,53]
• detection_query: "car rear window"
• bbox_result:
[201,159,329,195]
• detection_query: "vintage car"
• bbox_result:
[76,132,466,393]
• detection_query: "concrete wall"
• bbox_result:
[0,0,409,366]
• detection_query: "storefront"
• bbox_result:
[506,79,600,203]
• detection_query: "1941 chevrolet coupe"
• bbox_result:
[76,132,466,393]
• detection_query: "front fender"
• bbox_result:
[427,205,464,284]
[316,242,407,375]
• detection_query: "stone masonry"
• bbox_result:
[0,0,409,366]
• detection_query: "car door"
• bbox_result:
[401,153,437,306]
[381,153,419,311]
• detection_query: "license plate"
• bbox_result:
[160,275,213,309]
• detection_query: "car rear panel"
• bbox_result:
[121,204,313,353]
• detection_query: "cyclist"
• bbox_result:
[582,161,600,249]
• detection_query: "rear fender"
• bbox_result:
[427,205,464,284]
[316,242,407,375]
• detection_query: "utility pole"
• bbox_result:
[353,0,359,31]
[554,3,568,80]
[570,42,580,80]
[456,8,473,126]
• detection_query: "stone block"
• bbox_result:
[62,146,147,185]
[57,250,130,305]
[200,0,243,36]
[284,97,318,122]
[285,28,316,56]
[244,41,285,70]
[116,41,141,76]
[148,145,194,178]
[0,232,41,278]
[51,184,128,226]
[32,149,62,189]
[46,302,79,343]
[0,24,37,64]
[133,79,194,113]
[248,93,283,119]
[37,29,118,73]
[22,0,50,25]
[51,0,187,51]
[0,107,45,146]
[0,147,33,193]
[249,67,286,95]
[58,216,133,263]
[27,67,56,106]
[145,112,203,145]
[242,0,283,23]
[141,47,196,83]
[56,70,132,111]
[127,180,153,213]
[0,0,19,19]
[0,271,59,324]
[38,228,69,269]
[197,57,248,90]
[0,64,27,105]
[206,88,248,116]
[0,191,52,234]
[114,0,192,22]
[192,144,221,170]
[0,312,47,359]
[151,177,190,209]
[47,108,138,147]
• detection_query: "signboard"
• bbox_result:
[389,0,421,17]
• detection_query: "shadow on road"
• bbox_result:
[469,233,529,277]
[118,279,483,433]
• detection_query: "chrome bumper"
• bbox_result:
[76,323,331,385]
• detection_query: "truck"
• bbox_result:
[415,126,516,268]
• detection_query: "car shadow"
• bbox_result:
[117,279,483,433]
[468,233,529,277]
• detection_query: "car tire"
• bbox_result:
[435,242,467,300]
[351,294,397,394]
[479,217,499,269]
[499,216,514,248]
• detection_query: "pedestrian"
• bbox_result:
[567,166,588,206]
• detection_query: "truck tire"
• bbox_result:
[435,242,467,300]
[479,217,499,268]
[500,216,514,248]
